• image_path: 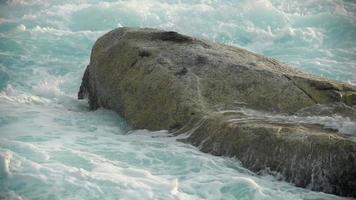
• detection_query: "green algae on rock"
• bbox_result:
[79,27,356,197]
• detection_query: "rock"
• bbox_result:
[78,27,356,197]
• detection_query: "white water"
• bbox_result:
[0,0,355,199]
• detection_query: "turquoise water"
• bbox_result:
[0,0,355,199]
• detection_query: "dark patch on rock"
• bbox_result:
[343,92,356,106]
[78,66,89,100]
[138,49,151,57]
[229,64,249,72]
[78,65,99,110]
[130,59,138,67]
[169,123,182,130]
[195,55,207,65]
[247,62,257,66]
[175,67,188,76]
[156,31,193,43]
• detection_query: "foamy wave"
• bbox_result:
[0,190,23,200]
[5,0,51,9]
[217,107,356,135]
[15,24,26,32]
[30,25,105,37]
[0,85,50,104]
[0,118,343,200]
[32,79,64,98]
[0,152,12,178]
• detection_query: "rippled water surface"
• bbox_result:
[1,0,355,199]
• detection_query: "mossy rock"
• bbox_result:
[343,92,356,106]
[79,27,356,197]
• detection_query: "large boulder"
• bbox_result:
[78,27,356,197]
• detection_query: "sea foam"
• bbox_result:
[0,152,12,178]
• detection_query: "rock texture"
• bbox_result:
[78,27,356,197]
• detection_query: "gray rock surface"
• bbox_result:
[79,27,356,197]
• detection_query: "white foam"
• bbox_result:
[30,25,105,38]
[16,24,26,32]
[32,79,64,98]
[218,108,356,135]
[0,140,50,163]
[0,191,23,200]
[0,152,12,178]
[0,85,50,104]
[44,3,90,19]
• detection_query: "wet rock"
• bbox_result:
[79,27,356,197]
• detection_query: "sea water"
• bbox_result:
[0,0,355,199]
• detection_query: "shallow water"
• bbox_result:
[0,0,355,199]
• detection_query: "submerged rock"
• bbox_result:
[79,27,356,197]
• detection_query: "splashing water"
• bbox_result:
[0,0,355,199]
